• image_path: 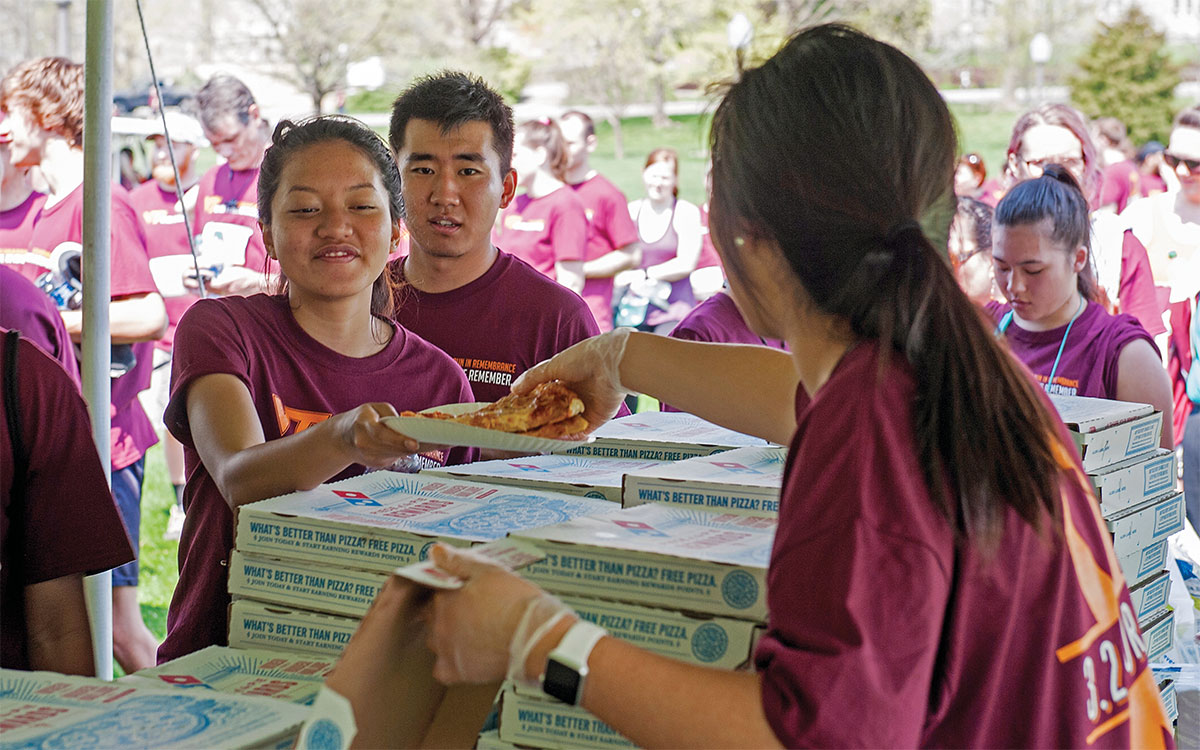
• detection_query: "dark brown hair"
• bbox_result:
[389,71,514,176]
[259,116,400,318]
[0,57,84,146]
[516,119,569,183]
[709,24,1069,544]
[995,164,1099,302]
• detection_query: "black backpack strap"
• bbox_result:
[5,329,26,492]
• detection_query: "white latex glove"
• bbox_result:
[511,327,633,432]
[426,544,570,685]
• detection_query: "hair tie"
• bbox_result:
[884,218,923,250]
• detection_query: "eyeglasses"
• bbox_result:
[1022,155,1085,174]
[1163,152,1200,175]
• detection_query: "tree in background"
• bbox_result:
[1069,5,1182,144]
[246,0,401,114]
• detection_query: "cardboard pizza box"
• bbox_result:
[0,668,309,749]
[621,446,787,518]
[557,411,773,461]
[235,471,614,573]
[422,454,669,504]
[1106,491,1185,557]
[227,598,359,657]
[497,685,634,750]
[515,503,774,620]
[1158,678,1177,725]
[560,593,762,670]
[123,645,336,705]
[1127,569,1172,628]
[1142,607,1175,663]
[1048,395,1162,471]
[228,551,390,619]
[475,729,520,750]
[1115,538,1171,589]
[1089,449,1178,517]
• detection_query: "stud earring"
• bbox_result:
[734,236,746,247]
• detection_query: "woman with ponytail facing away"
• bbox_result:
[415,25,1175,748]
[990,165,1174,450]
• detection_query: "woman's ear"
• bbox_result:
[260,221,276,259]
[1071,245,1089,273]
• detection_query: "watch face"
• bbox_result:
[543,659,582,705]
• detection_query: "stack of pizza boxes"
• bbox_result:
[474,414,786,750]
[225,470,615,657]
[1049,395,1184,676]
[0,667,311,749]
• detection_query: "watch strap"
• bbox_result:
[542,619,606,705]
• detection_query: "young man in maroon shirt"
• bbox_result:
[0,56,166,672]
[386,73,599,404]
[559,111,640,332]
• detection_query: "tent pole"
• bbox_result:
[82,0,115,680]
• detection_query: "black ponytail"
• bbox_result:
[710,24,1071,544]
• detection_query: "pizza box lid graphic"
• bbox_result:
[498,685,633,750]
[514,503,775,620]
[236,471,615,572]
[423,454,669,504]
[557,411,773,460]
[123,645,335,706]
[0,668,310,749]
[383,402,594,453]
[622,446,786,517]
[1127,569,1171,628]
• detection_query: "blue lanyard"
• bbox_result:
[995,298,1086,393]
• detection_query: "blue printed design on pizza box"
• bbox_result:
[721,569,759,609]
[1125,421,1159,456]
[303,718,343,750]
[690,622,730,663]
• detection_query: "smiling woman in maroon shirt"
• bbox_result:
[411,24,1175,749]
[159,117,473,662]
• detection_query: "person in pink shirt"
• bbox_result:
[494,119,587,294]
[130,111,207,540]
[1003,104,1163,339]
[159,116,474,662]
[415,25,1175,748]
[560,111,639,331]
[1,56,166,673]
[989,165,1174,449]
[0,112,45,269]
[189,75,276,298]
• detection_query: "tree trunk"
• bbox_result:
[607,111,624,160]
[651,74,670,129]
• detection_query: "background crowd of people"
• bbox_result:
[0,32,1197,747]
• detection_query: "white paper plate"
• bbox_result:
[382,402,594,453]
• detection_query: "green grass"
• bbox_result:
[137,442,179,642]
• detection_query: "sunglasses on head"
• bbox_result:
[1164,152,1200,174]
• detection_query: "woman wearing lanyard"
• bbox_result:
[990,165,1174,449]
[409,25,1175,748]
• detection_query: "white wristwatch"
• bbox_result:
[541,619,606,706]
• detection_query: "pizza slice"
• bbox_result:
[400,381,587,436]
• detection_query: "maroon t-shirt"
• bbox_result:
[0,265,78,380]
[1100,160,1140,213]
[662,292,786,413]
[158,294,474,662]
[571,174,639,333]
[130,181,199,351]
[391,251,600,403]
[696,203,721,270]
[193,163,278,279]
[25,184,160,470]
[0,191,46,269]
[989,299,1157,398]
[493,187,587,278]
[1,332,134,670]
[756,342,1174,748]
[1117,229,1167,338]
